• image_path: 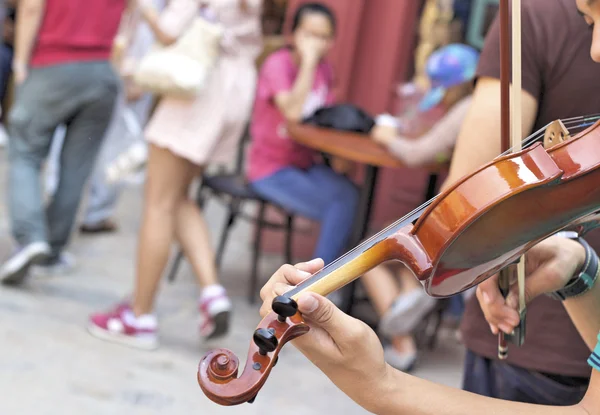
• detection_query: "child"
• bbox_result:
[247,3,359,268]
[371,43,479,167]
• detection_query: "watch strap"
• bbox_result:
[548,237,598,301]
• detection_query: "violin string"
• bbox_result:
[305,114,600,279]
[502,113,600,155]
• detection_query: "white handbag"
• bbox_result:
[133,16,224,98]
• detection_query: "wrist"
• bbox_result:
[370,364,403,414]
[302,54,320,68]
[573,239,587,276]
[548,237,599,301]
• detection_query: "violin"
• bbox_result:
[198,0,600,405]
[197,110,600,404]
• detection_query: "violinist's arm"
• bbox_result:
[477,235,599,350]
[564,278,600,350]
[260,261,599,415]
[379,368,599,415]
[441,76,538,190]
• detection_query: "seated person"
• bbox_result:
[361,263,437,372]
[247,3,358,268]
[371,43,479,167]
[361,43,479,371]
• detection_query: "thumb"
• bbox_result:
[295,258,325,275]
[296,292,350,336]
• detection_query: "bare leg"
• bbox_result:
[362,265,400,315]
[362,265,417,354]
[174,193,219,288]
[132,144,195,316]
[398,266,422,292]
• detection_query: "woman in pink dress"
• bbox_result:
[88,0,263,350]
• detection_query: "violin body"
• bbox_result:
[198,118,600,406]
[410,120,600,296]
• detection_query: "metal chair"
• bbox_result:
[165,126,295,304]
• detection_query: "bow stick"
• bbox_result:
[497,0,527,359]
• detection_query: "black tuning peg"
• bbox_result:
[253,327,278,355]
[272,296,298,322]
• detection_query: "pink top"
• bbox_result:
[247,48,335,181]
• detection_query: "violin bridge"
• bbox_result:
[543,120,570,149]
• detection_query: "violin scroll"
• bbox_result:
[198,296,310,406]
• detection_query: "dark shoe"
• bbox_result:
[79,219,118,234]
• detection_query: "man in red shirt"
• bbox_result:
[0,0,128,284]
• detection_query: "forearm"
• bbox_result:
[282,60,318,121]
[386,96,473,166]
[139,5,177,46]
[564,272,600,350]
[13,0,44,68]
[373,366,590,415]
[440,78,538,191]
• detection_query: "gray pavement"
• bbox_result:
[0,148,465,414]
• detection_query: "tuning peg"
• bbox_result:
[253,328,278,355]
[272,296,298,322]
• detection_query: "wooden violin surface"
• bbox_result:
[198,308,309,406]
[405,120,600,296]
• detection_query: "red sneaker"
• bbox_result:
[198,287,232,340]
[88,303,158,350]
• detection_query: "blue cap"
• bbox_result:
[418,44,480,111]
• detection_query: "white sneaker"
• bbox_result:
[384,345,417,372]
[105,141,148,184]
[0,241,51,285]
[31,251,76,277]
[379,288,437,337]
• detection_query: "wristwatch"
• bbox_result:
[548,234,599,301]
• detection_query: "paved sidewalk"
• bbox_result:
[0,149,464,414]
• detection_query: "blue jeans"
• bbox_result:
[251,165,359,265]
[0,44,13,103]
[7,61,119,255]
[462,350,588,405]
[82,92,154,225]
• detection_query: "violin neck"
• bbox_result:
[284,240,394,301]
[284,212,423,300]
